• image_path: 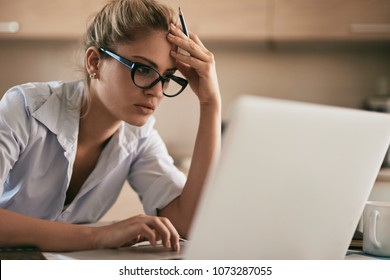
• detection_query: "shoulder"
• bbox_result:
[1,81,84,116]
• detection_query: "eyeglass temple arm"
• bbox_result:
[99,48,135,69]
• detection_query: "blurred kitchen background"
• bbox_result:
[1,0,390,219]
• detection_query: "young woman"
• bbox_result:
[0,0,221,252]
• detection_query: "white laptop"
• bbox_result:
[184,95,390,260]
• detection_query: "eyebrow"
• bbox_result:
[132,55,177,73]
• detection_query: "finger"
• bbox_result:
[158,217,181,251]
[170,22,189,40]
[189,32,207,50]
[121,215,162,245]
[168,36,208,62]
[133,224,158,247]
[144,216,180,250]
[127,216,161,246]
[173,60,192,81]
[144,216,173,249]
[170,50,208,74]
[168,31,209,62]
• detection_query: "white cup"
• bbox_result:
[363,201,390,257]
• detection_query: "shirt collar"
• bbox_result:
[30,81,84,151]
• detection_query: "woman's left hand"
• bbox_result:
[167,23,221,106]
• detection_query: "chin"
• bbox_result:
[126,117,149,127]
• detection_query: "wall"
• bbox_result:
[0,40,84,92]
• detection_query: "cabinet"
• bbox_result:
[161,0,270,41]
[166,0,390,41]
[0,0,106,39]
[1,0,389,41]
[272,0,390,41]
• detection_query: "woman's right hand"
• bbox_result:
[91,214,180,251]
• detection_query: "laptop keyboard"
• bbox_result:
[0,246,46,260]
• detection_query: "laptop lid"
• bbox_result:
[184,95,390,259]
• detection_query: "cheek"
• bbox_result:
[95,67,135,111]
[100,64,136,97]
[103,62,130,87]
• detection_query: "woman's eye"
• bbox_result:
[136,66,154,76]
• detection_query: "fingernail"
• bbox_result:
[170,23,176,29]
[166,240,171,248]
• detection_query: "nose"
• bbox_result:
[144,80,164,98]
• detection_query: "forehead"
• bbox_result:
[115,31,176,71]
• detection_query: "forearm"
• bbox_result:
[0,208,95,252]
[185,101,221,202]
[160,100,221,237]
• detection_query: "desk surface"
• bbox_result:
[42,243,388,260]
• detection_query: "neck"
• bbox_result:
[78,93,121,148]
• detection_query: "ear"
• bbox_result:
[85,47,101,77]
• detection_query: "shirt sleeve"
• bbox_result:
[127,129,186,216]
[0,88,31,196]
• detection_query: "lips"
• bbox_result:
[135,103,156,114]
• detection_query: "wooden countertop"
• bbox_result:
[377,168,390,182]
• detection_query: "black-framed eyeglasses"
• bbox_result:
[99,48,188,97]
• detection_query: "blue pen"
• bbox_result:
[178,7,190,56]
[179,7,189,38]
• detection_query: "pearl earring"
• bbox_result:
[89,73,97,79]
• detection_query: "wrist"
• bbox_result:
[82,225,100,250]
[199,94,221,111]
[60,224,98,251]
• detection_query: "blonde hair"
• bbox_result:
[83,0,176,78]
[78,0,176,116]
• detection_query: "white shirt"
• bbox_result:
[0,80,186,223]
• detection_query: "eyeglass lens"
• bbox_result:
[132,65,185,97]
